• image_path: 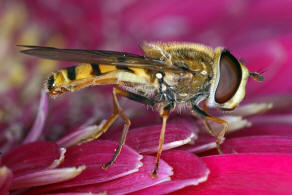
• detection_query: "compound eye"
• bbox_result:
[215,50,242,104]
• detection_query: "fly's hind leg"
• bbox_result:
[85,89,120,143]
[191,104,228,154]
[101,86,156,169]
[101,86,131,169]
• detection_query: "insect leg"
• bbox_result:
[202,101,214,136]
[101,87,131,169]
[102,86,156,169]
[191,104,228,154]
[152,103,173,177]
[85,92,119,143]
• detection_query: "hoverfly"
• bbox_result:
[20,42,264,176]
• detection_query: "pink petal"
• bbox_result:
[251,94,292,113]
[199,136,292,156]
[230,123,292,138]
[175,154,292,194]
[23,89,48,144]
[227,103,273,117]
[221,136,292,154]
[109,124,195,154]
[131,150,209,195]
[168,117,200,135]
[251,114,292,126]
[2,141,61,176]
[27,140,142,193]
[44,193,104,195]
[0,166,13,195]
[178,132,217,154]
[57,121,106,148]
[45,156,173,195]
[12,166,85,190]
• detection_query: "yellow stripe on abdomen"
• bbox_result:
[99,64,118,73]
[75,64,94,80]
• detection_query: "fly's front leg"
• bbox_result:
[202,100,215,137]
[152,103,174,177]
[191,104,228,154]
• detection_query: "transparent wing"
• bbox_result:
[19,45,184,72]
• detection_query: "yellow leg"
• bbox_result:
[101,86,131,169]
[82,86,130,169]
[85,85,156,169]
[192,102,228,154]
[86,91,119,142]
[204,116,228,154]
[151,106,171,177]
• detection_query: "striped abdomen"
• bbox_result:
[46,63,157,97]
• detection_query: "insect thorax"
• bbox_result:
[140,42,214,104]
[153,70,211,105]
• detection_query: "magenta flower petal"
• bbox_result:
[57,121,105,148]
[12,166,85,190]
[0,166,13,195]
[42,155,172,195]
[110,124,195,154]
[2,141,61,176]
[178,132,217,154]
[231,114,292,138]
[227,103,273,117]
[131,150,209,195]
[175,154,292,194]
[59,140,143,182]
[41,193,103,195]
[23,89,48,144]
[221,136,292,154]
[168,117,200,135]
[27,140,142,193]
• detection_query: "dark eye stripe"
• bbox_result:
[215,50,242,104]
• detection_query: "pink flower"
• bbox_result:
[1,0,292,194]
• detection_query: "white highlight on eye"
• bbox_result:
[156,73,163,79]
